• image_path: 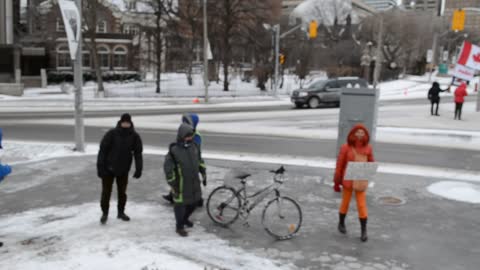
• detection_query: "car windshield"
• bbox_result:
[308,80,327,90]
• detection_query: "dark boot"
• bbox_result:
[360,218,368,242]
[176,228,188,237]
[100,213,108,225]
[338,213,347,234]
[117,212,130,222]
[185,220,194,228]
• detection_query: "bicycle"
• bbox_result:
[206,166,303,240]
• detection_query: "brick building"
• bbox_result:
[19,0,165,83]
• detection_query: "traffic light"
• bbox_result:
[452,9,465,31]
[279,53,285,65]
[309,20,317,39]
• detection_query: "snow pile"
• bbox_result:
[0,203,294,270]
[2,141,97,165]
[427,181,480,204]
[290,0,357,26]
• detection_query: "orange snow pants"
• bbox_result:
[339,187,368,219]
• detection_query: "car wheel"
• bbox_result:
[308,97,320,108]
[295,103,304,109]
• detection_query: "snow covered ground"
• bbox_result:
[0,141,296,270]
[427,181,480,204]
[0,203,295,270]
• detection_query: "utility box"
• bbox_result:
[336,87,379,155]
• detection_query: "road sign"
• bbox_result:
[443,50,449,61]
[427,49,433,63]
[452,9,466,31]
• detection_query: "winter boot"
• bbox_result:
[185,220,194,228]
[360,218,368,242]
[163,193,174,204]
[100,214,108,225]
[117,213,131,222]
[176,228,188,237]
[338,213,347,234]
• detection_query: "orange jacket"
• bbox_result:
[334,124,375,188]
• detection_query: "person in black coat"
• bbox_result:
[97,113,143,225]
[428,82,450,116]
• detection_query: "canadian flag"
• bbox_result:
[457,41,480,70]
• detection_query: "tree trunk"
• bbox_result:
[90,39,104,93]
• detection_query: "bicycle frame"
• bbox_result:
[236,174,284,213]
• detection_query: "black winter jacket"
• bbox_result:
[97,122,143,178]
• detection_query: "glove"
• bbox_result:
[202,173,207,187]
[133,170,142,179]
[334,183,341,193]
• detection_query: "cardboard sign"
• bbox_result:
[58,0,81,60]
[450,64,475,82]
[344,162,378,181]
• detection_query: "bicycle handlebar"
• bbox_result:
[269,166,286,175]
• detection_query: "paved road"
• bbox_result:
[0,98,429,119]
[1,156,479,269]
[2,123,479,171]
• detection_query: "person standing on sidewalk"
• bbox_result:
[454,82,468,120]
[164,123,206,237]
[333,124,375,242]
[0,128,12,248]
[428,82,450,116]
[163,113,205,205]
[97,114,143,225]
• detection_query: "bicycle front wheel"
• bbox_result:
[207,186,241,226]
[262,196,303,240]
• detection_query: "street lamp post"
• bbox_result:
[74,0,84,152]
[203,0,208,103]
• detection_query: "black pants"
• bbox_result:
[174,204,196,230]
[101,175,128,215]
[431,100,439,115]
[455,102,463,120]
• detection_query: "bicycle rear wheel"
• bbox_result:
[262,196,302,240]
[207,186,241,226]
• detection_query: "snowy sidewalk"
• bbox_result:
[1,141,480,270]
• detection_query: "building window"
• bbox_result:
[56,19,65,32]
[123,24,139,35]
[127,0,137,10]
[56,44,71,68]
[113,46,128,69]
[96,20,107,33]
[97,45,110,69]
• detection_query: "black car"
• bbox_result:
[291,77,369,108]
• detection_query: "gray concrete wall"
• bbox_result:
[0,83,24,96]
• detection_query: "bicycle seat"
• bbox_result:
[235,173,252,180]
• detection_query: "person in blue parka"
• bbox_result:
[0,128,12,248]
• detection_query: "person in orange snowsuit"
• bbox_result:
[333,124,375,242]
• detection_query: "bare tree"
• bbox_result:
[82,0,105,94]
[141,0,177,93]
[208,0,272,91]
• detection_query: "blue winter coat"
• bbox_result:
[0,164,12,183]
[0,128,12,182]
